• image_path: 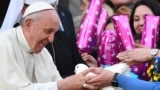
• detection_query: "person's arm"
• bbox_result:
[116,44,156,65]
[87,68,160,90]
[118,74,160,90]
[81,53,98,67]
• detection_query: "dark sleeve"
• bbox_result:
[58,5,76,42]
[69,36,87,65]
[118,74,160,90]
[0,0,10,27]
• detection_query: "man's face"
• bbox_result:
[25,10,59,53]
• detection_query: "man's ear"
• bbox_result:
[24,19,32,32]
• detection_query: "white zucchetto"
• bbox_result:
[24,0,57,4]
[22,1,55,18]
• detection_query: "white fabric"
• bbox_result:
[23,2,55,18]
[0,0,24,32]
[55,0,59,5]
[25,0,58,5]
[59,21,64,31]
[24,0,57,4]
[0,26,62,90]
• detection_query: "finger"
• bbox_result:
[86,72,101,83]
[81,67,94,76]
[82,54,89,58]
[117,54,130,61]
[134,44,147,48]
[91,68,102,74]
[117,51,129,58]
[86,84,98,90]
[81,53,88,57]
[122,58,135,65]
[83,55,90,58]
[86,76,101,85]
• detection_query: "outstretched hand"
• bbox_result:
[117,44,151,66]
[86,68,114,89]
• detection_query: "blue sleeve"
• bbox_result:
[118,74,160,90]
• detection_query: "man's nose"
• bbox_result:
[48,33,54,43]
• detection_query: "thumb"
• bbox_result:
[81,53,87,57]
[81,67,94,76]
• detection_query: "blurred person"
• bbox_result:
[110,0,132,7]
[105,17,114,30]
[110,0,139,9]
[118,2,160,72]
[0,2,97,90]
[103,0,114,17]
[0,0,24,31]
[114,5,131,18]
[128,0,160,80]
[56,0,76,42]
[105,5,132,30]
[79,0,90,18]
[74,0,115,62]
[74,0,114,35]
[73,0,89,35]
[129,0,160,48]
[79,0,114,19]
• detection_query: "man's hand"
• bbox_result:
[57,67,98,90]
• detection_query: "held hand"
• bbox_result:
[86,68,114,89]
[57,67,98,90]
[81,53,98,67]
[117,47,151,66]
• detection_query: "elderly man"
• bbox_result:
[24,0,94,78]
[0,2,96,90]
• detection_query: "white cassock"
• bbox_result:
[0,26,62,90]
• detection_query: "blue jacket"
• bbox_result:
[118,74,160,90]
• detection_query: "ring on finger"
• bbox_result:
[82,83,88,89]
